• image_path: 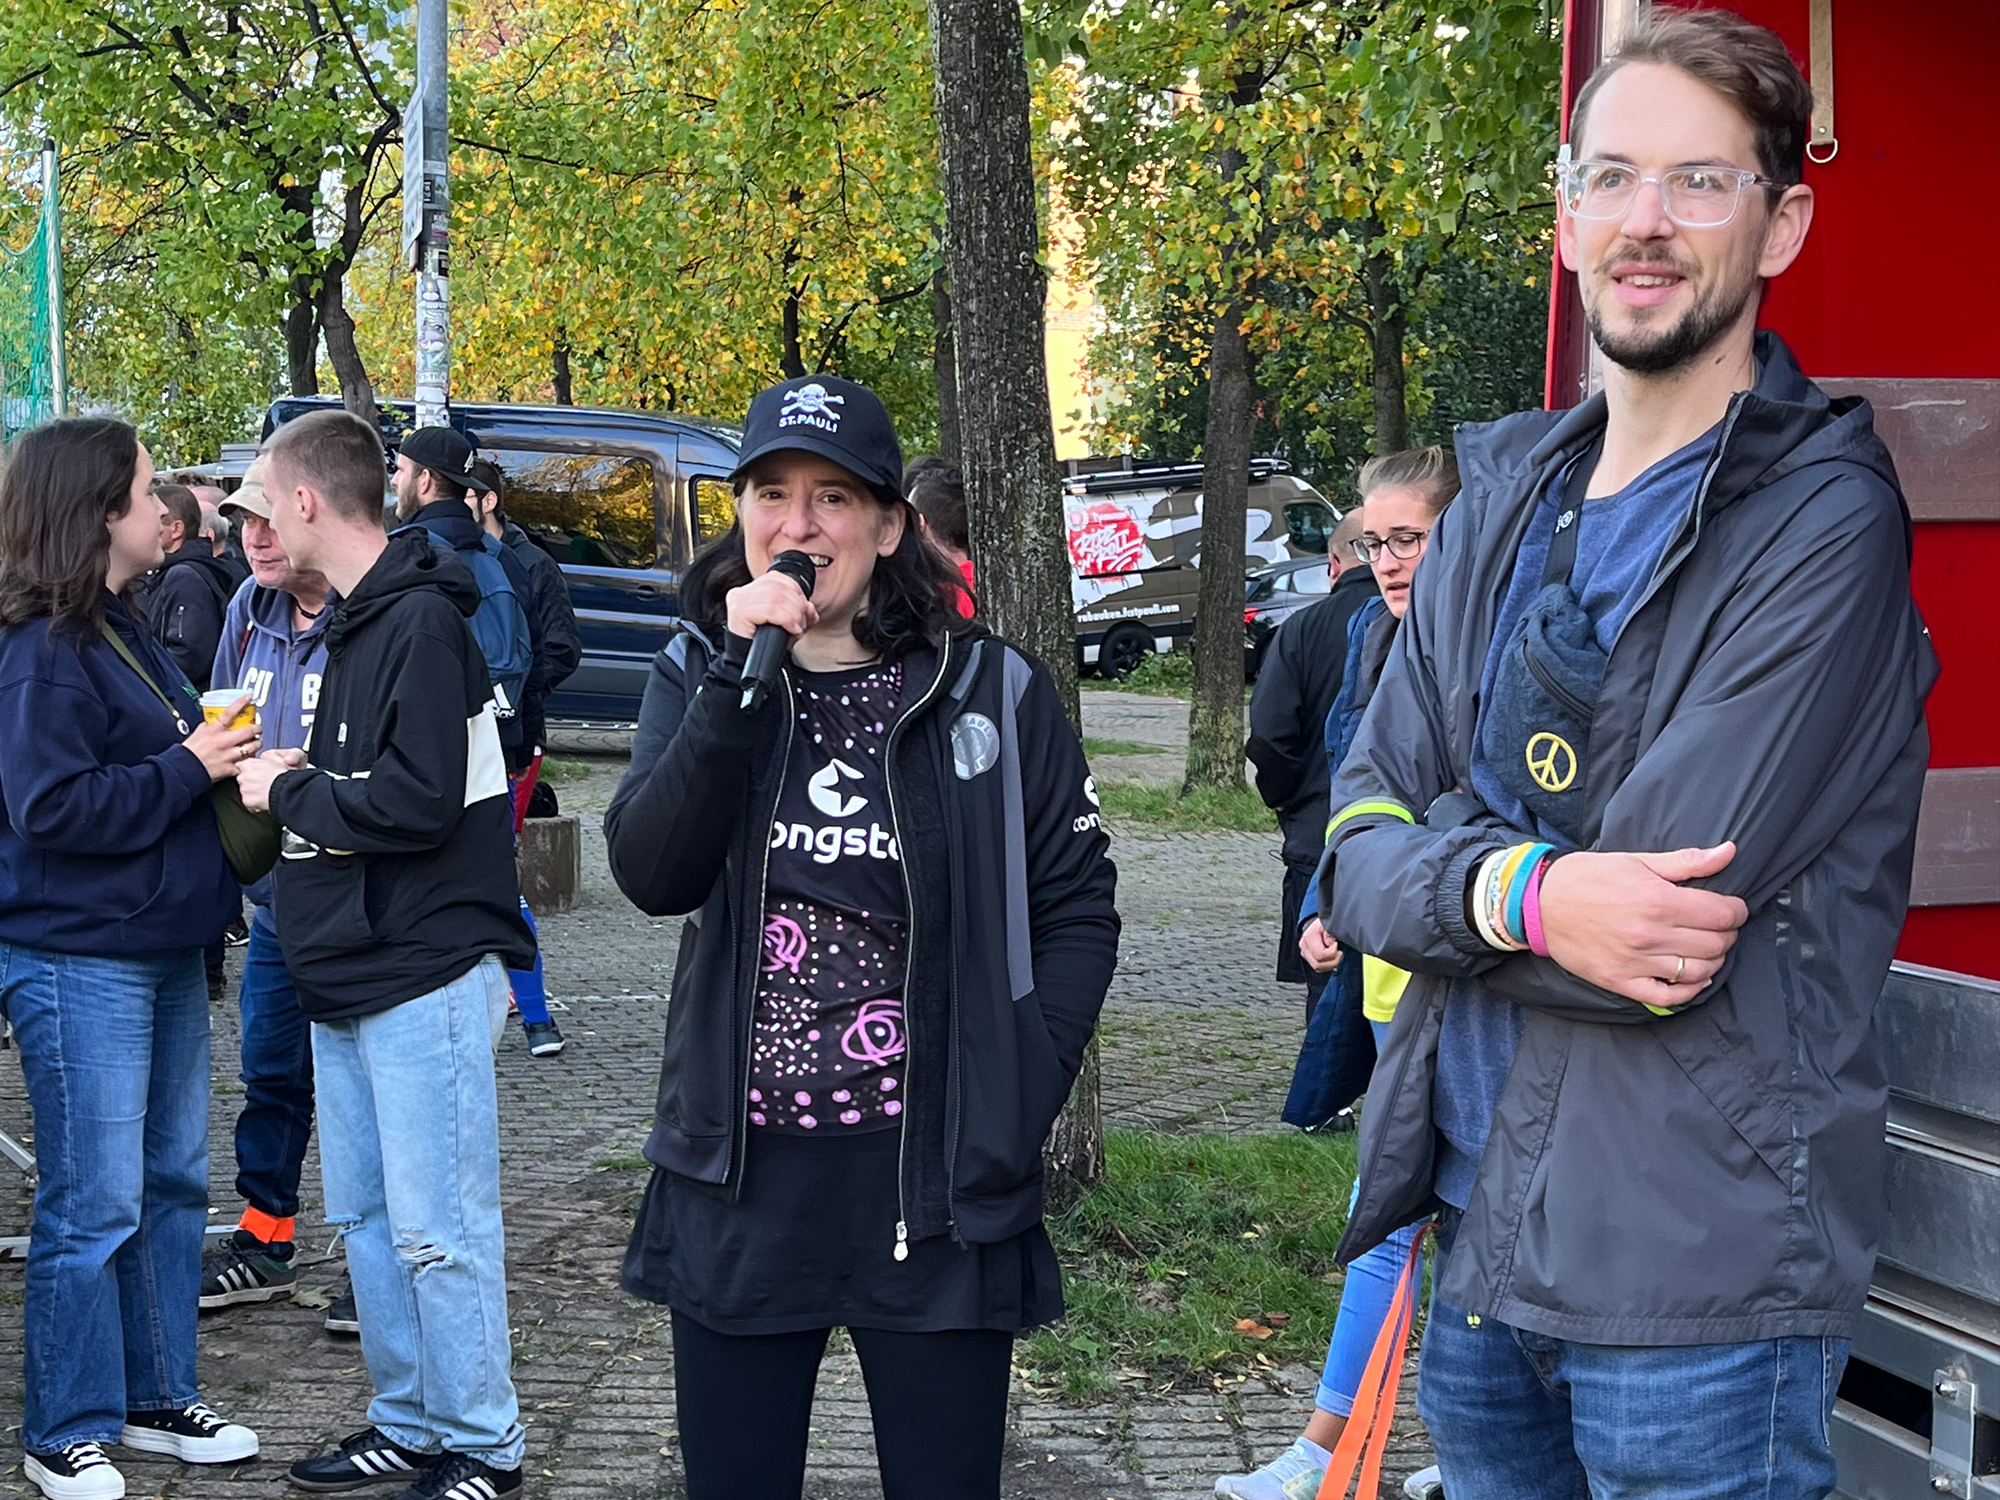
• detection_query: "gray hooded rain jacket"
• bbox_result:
[1320,332,1937,1346]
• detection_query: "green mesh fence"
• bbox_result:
[1,152,62,446]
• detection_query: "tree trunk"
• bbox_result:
[1183,300,1256,792]
[317,273,376,418]
[932,268,962,468]
[1363,233,1408,454]
[552,338,574,405]
[780,288,806,379]
[1041,1041,1102,1211]
[284,285,320,396]
[931,0,1098,1189]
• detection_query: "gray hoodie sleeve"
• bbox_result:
[1318,499,1517,977]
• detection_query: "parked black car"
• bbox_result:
[1242,553,1335,677]
[264,396,741,726]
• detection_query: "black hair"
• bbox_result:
[678,504,976,659]
[0,416,143,633]
[908,467,968,554]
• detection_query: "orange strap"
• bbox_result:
[1315,1225,1430,1500]
[239,1206,296,1244]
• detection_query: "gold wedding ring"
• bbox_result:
[1673,955,1686,985]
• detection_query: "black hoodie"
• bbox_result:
[269,528,534,1019]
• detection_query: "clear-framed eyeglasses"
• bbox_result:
[1555,145,1789,229]
[1351,529,1429,564]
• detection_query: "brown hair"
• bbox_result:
[909,466,968,553]
[0,417,143,633]
[1571,8,1813,185]
[1356,446,1459,516]
[264,409,388,525]
[154,482,201,544]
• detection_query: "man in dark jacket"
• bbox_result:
[1245,507,1372,1019]
[467,459,582,763]
[466,457,583,1057]
[238,410,534,1500]
[1318,13,1934,1499]
[144,482,237,691]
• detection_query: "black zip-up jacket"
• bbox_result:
[269,529,534,1019]
[143,542,238,691]
[1322,333,1936,1344]
[605,623,1119,1247]
[500,521,582,751]
[1246,564,1380,869]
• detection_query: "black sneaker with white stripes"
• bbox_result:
[120,1400,259,1462]
[288,1427,441,1492]
[23,1440,124,1500]
[391,1453,522,1500]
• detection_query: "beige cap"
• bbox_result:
[220,455,271,520]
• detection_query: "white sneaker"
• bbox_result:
[1403,1464,1445,1498]
[118,1400,259,1463]
[1215,1436,1333,1500]
[24,1442,125,1500]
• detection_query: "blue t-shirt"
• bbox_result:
[1434,429,1716,1209]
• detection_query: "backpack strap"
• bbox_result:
[97,620,194,735]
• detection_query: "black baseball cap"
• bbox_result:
[730,376,905,504]
[398,426,479,490]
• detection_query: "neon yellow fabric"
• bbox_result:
[1325,798,1415,841]
[1362,954,1412,1023]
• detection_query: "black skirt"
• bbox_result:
[621,1125,1065,1336]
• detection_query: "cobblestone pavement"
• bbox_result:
[0,709,1432,1499]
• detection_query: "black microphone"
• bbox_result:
[739,550,818,711]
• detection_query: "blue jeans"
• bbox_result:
[235,920,315,1221]
[312,955,524,1466]
[1418,1214,1846,1499]
[1317,1018,1425,1417]
[0,944,210,1453]
[509,896,552,1029]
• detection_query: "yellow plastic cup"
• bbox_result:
[199,689,259,731]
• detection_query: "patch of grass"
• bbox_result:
[594,1151,651,1173]
[1097,780,1276,834]
[539,757,596,784]
[1023,1130,1358,1398]
[1081,737,1167,758]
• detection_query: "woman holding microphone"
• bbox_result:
[0,418,261,1499]
[606,376,1119,1500]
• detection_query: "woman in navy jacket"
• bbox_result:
[0,419,263,1499]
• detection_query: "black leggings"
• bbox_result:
[670,1310,1013,1500]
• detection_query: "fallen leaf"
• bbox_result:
[1264,1312,1291,1328]
[1233,1318,1277,1341]
[293,1286,333,1310]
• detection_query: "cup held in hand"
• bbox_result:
[199,689,258,731]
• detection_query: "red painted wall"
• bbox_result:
[1553,0,2000,978]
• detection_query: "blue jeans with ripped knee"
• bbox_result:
[311,955,524,1467]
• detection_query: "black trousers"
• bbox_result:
[670,1310,1013,1499]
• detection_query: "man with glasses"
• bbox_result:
[1315,10,1933,1498]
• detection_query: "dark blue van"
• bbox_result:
[265,397,740,726]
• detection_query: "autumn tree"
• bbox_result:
[346,0,946,429]
[0,0,410,413]
[1056,0,1559,789]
